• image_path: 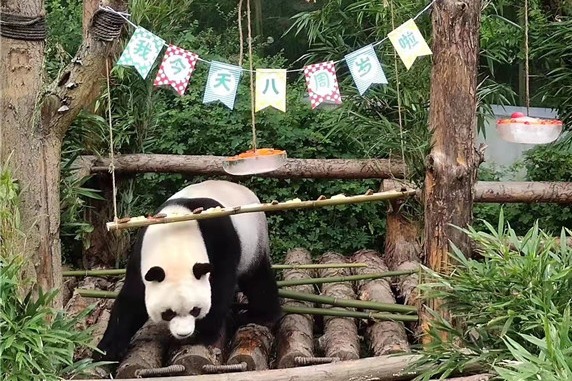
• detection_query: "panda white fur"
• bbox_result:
[95,180,282,362]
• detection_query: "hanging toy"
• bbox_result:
[496,0,563,145]
[223,0,287,175]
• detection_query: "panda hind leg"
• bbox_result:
[238,254,283,329]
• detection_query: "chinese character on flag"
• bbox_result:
[153,45,199,96]
[303,61,342,109]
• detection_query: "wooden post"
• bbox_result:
[422,0,483,343]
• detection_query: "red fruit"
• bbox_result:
[511,112,525,118]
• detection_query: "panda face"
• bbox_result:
[144,263,213,339]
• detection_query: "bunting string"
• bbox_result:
[100,1,435,111]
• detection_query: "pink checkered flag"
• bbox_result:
[153,45,199,96]
[303,61,342,109]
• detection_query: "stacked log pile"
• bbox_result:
[66,247,421,379]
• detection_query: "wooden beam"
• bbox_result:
[80,154,405,179]
[384,180,572,204]
[68,354,423,381]
[475,181,572,204]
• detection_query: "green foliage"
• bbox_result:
[493,309,572,380]
[413,210,572,380]
[0,165,106,380]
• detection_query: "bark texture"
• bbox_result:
[67,354,424,381]
[351,249,410,356]
[422,0,482,343]
[168,344,223,376]
[275,248,315,368]
[83,154,405,179]
[475,181,572,203]
[1,0,127,308]
[317,252,360,361]
[115,321,171,379]
[226,324,274,371]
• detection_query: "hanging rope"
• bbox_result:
[524,0,530,116]
[246,0,258,152]
[105,58,119,223]
[389,0,408,181]
[237,0,244,66]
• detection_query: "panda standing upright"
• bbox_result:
[95,180,282,362]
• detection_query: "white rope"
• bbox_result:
[98,0,436,74]
[105,58,119,222]
[246,0,257,151]
[524,0,530,116]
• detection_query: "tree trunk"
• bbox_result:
[1,0,127,307]
[422,0,482,343]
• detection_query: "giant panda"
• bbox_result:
[94,180,282,362]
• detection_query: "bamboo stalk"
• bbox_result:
[62,263,370,278]
[276,270,416,287]
[278,289,417,314]
[74,289,418,322]
[283,306,418,322]
[106,189,417,231]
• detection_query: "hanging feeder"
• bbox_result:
[496,112,563,145]
[223,148,287,175]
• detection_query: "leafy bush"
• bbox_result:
[0,165,103,380]
[413,210,572,380]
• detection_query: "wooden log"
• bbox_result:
[317,252,360,361]
[115,321,171,379]
[226,323,274,371]
[80,154,405,179]
[276,248,315,368]
[66,353,425,381]
[168,344,223,375]
[351,249,410,356]
[475,181,572,204]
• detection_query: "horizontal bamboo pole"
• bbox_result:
[62,263,369,278]
[283,305,418,322]
[278,289,417,314]
[276,270,416,287]
[74,289,417,322]
[80,154,406,179]
[106,189,417,231]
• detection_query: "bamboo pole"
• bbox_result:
[278,289,417,314]
[74,289,417,322]
[61,263,370,278]
[105,189,417,231]
[276,271,416,287]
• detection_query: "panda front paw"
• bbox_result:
[92,335,127,363]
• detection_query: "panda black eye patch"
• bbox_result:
[145,266,165,282]
[190,307,201,317]
[161,309,177,321]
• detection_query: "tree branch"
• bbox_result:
[41,0,128,140]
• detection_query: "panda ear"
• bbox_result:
[193,262,213,280]
[145,266,165,282]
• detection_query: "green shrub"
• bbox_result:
[0,165,104,381]
[413,209,572,380]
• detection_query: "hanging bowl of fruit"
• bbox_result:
[223,148,287,176]
[496,112,563,144]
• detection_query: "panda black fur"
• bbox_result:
[95,180,282,362]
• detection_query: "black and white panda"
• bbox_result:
[95,180,282,362]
